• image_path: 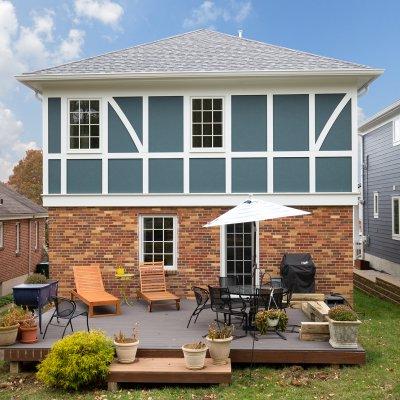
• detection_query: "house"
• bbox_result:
[0,182,48,295]
[16,29,382,300]
[359,100,400,277]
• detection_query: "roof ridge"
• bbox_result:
[211,30,371,69]
[25,29,208,76]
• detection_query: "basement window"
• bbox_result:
[392,197,400,240]
[15,222,20,254]
[34,221,39,251]
[373,192,379,218]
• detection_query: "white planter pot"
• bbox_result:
[327,317,362,349]
[114,340,139,363]
[0,324,19,346]
[267,318,279,328]
[206,336,233,365]
[182,344,207,370]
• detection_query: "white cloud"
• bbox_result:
[183,0,252,29]
[74,0,124,27]
[358,106,366,125]
[55,29,85,63]
[0,103,37,181]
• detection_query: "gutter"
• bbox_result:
[0,213,48,221]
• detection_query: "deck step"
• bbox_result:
[107,357,231,389]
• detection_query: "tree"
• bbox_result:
[8,149,43,205]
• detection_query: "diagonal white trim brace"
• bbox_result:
[107,97,144,152]
[315,93,352,150]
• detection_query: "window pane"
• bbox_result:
[80,137,89,149]
[81,113,89,124]
[154,230,163,241]
[203,111,212,123]
[164,242,173,253]
[91,125,99,137]
[90,100,99,112]
[213,136,222,147]
[154,242,163,253]
[213,98,222,110]
[214,124,222,135]
[70,113,80,124]
[244,234,252,246]
[203,99,212,110]
[236,248,243,260]
[70,137,79,149]
[154,254,163,262]
[164,254,173,266]
[80,125,89,136]
[227,261,234,274]
[193,111,202,123]
[144,243,153,253]
[192,99,202,110]
[227,247,234,260]
[70,125,79,136]
[244,223,252,233]
[144,230,153,241]
[70,100,80,112]
[227,224,234,233]
[203,136,212,147]
[80,100,90,112]
[235,224,243,233]
[90,138,99,149]
[144,254,153,262]
[193,124,202,135]
[213,111,222,122]
[154,218,163,229]
[236,262,243,273]
[203,124,212,135]
[227,234,234,246]
[164,230,173,241]
[192,136,202,148]
[164,218,173,229]
[144,218,153,229]
[90,113,99,124]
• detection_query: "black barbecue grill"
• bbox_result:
[280,253,316,293]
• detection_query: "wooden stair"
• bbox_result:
[107,358,231,390]
[354,269,400,306]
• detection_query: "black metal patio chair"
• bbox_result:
[187,286,211,328]
[43,297,90,339]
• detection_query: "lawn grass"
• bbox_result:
[0,289,399,400]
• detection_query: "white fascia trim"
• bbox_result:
[43,193,359,207]
[107,97,144,152]
[0,213,48,221]
[359,99,400,133]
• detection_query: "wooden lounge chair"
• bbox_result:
[71,266,121,317]
[138,262,180,312]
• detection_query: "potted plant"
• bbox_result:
[327,305,361,349]
[255,309,288,335]
[18,308,38,344]
[113,324,139,363]
[206,323,234,365]
[0,307,20,346]
[181,341,208,370]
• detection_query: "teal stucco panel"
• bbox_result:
[320,100,352,151]
[231,95,267,151]
[315,93,345,140]
[108,159,142,193]
[108,103,138,153]
[48,98,61,153]
[316,157,352,192]
[232,158,267,193]
[149,96,183,152]
[149,158,183,193]
[190,158,225,193]
[273,95,309,151]
[274,157,309,192]
[67,159,102,193]
[114,97,143,142]
[48,159,61,194]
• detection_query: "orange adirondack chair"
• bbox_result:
[138,262,180,312]
[71,266,121,317]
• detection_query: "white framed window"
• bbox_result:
[139,216,178,270]
[392,197,400,240]
[393,118,400,146]
[373,192,379,218]
[15,222,20,254]
[68,99,100,151]
[191,97,223,150]
[34,221,39,250]
[0,222,3,248]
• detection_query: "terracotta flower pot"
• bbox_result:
[327,317,362,349]
[206,336,233,365]
[182,344,207,370]
[114,340,139,363]
[0,324,19,346]
[19,325,38,344]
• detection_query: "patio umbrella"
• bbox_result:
[204,198,310,286]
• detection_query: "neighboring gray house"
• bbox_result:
[360,100,400,277]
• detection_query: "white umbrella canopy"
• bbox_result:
[204,199,310,227]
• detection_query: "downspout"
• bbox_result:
[28,219,32,275]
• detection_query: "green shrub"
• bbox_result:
[0,294,13,308]
[328,305,358,321]
[25,273,48,284]
[0,305,25,327]
[37,331,114,391]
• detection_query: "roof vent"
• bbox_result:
[238,30,243,38]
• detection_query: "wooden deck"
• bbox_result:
[2,299,366,365]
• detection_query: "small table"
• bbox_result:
[115,273,135,306]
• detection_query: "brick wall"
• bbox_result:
[48,206,354,301]
[0,218,46,284]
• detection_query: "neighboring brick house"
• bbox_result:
[16,30,382,300]
[0,182,48,295]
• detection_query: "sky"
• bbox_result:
[0,0,400,181]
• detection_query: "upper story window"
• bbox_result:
[15,222,20,254]
[393,118,400,146]
[191,97,223,149]
[69,99,100,150]
[0,222,3,248]
[373,192,379,218]
[392,197,400,240]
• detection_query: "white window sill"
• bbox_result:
[393,141,400,146]
[189,148,225,153]
[373,214,379,218]
[392,234,400,241]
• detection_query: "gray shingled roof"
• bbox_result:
[0,183,47,219]
[23,29,373,76]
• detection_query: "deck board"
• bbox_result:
[2,299,365,365]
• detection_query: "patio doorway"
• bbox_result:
[222,222,258,286]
